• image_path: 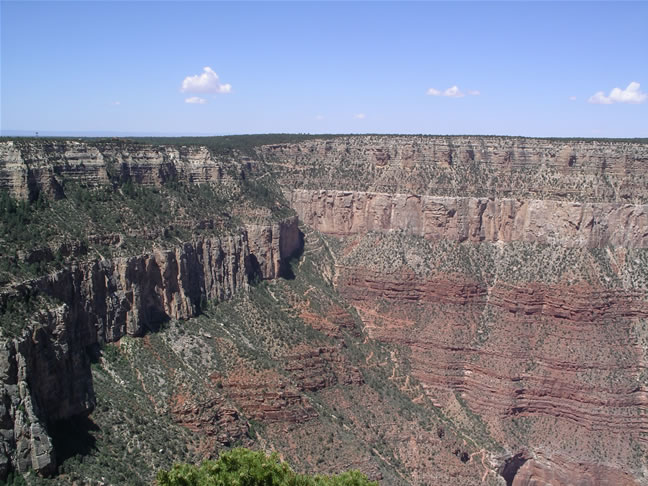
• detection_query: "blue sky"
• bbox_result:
[1,1,647,137]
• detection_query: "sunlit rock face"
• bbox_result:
[2,136,648,484]
[291,189,648,248]
[260,136,648,485]
[0,141,239,201]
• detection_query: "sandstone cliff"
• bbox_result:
[0,140,245,201]
[259,135,648,203]
[0,216,301,476]
[257,136,648,485]
[292,189,648,248]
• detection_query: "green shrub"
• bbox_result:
[157,447,377,486]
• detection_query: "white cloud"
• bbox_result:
[185,96,207,104]
[443,86,464,98]
[588,91,614,105]
[427,86,479,98]
[354,113,366,119]
[181,67,231,94]
[569,96,577,101]
[112,101,121,105]
[315,115,324,120]
[588,81,647,105]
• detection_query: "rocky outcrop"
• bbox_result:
[298,303,359,339]
[292,189,648,248]
[339,266,648,420]
[247,217,302,279]
[36,233,251,342]
[0,219,302,476]
[283,345,364,392]
[336,262,648,482]
[0,140,246,200]
[260,136,648,203]
[498,451,640,486]
[170,387,249,450]
[0,303,94,478]
[223,367,317,423]
[340,269,648,321]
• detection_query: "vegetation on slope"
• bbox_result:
[340,230,648,290]
[0,172,291,286]
[1,134,344,159]
[3,134,646,154]
[19,224,499,486]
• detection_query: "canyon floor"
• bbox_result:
[1,135,648,485]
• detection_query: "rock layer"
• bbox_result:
[260,135,648,203]
[292,189,648,248]
[258,137,648,484]
[499,452,640,486]
[223,367,317,424]
[0,140,243,200]
[339,267,648,429]
[335,262,648,484]
[0,218,302,476]
[3,136,648,484]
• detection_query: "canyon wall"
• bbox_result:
[259,136,648,485]
[329,241,648,484]
[338,267,648,433]
[0,219,301,476]
[259,135,648,203]
[0,137,303,477]
[3,136,648,484]
[0,140,254,200]
[291,189,648,248]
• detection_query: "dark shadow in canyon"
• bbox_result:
[280,229,305,280]
[498,452,529,486]
[49,415,99,466]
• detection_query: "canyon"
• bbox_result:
[1,135,647,485]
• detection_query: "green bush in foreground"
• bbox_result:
[157,448,377,486]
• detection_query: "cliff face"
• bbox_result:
[0,309,71,477]
[0,141,243,200]
[258,136,648,485]
[292,189,648,248]
[0,216,301,476]
[259,136,648,203]
[339,268,648,432]
[247,218,304,279]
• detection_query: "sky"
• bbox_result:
[1,1,647,137]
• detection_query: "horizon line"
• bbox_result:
[1,131,647,142]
